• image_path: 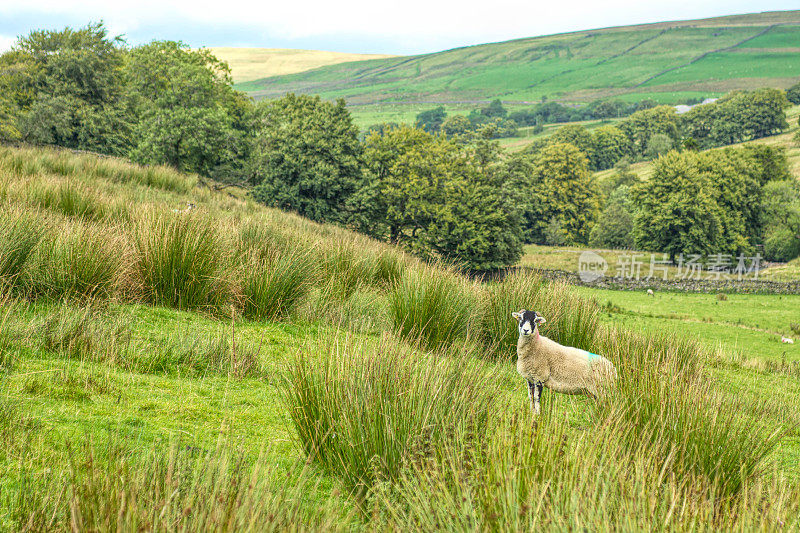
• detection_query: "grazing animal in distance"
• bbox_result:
[513,309,616,419]
[172,202,196,214]
[781,337,794,344]
[646,289,654,297]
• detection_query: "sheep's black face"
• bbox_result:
[512,309,546,337]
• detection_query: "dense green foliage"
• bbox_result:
[250,94,364,224]
[351,126,523,269]
[682,88,789,148]
[632,146,791,260]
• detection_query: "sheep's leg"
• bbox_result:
[527,380,542,418]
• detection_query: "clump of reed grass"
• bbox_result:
[317,241,375,299]
[389,265,479,350]
[0,207,46,290]
[241,247,314,321]
[285,334,501,496]
[26,220,125,301]
[27,180,107,220]
[369,249,406,289]
[132,211,233,311]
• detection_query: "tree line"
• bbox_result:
[1,23,798,269]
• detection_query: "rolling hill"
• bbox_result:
[208,47,395,83]
[235,10,800,126]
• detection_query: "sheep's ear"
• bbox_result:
[534,316,546,325]
[511,311,522,321]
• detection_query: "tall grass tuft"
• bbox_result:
[28,180,107,220]
[27,220,125,301]
[595,326,783,503]
[133,211,232,311]
[241,247,314,321]
[0,207,46,291]
[389,265,479,350]
[285,334,500,496]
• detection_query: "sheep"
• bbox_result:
[172,202,196,214]
[646,289,654,297]
[512,309,616,418]
[782,337,794,344]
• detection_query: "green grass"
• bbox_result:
[237,10,800,126]
[574,286,800,362]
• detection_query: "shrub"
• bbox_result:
[284,334,500,495]
[389,265,478,350]
[132,211,232,311]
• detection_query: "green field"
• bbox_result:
[234,11,800,127]
[2,145,800,529]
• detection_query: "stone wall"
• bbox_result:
[477,267,800,294]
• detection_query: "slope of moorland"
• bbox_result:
[237,10,800,124]
[208,47,396,83]
[1,145,800,529]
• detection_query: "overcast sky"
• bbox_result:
[0,1,797,55]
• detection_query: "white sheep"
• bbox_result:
[782,337,794,344]
[646,289,654,297]
[512,309,616,418]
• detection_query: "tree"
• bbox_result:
[440,115,472,139]
[532,142,599,244]
[353,126,523,269]
[590,125,630,170]
[0,96,20,141]
[415,106,446,133]
[761,180,800,261]
[481,99,507,119]
[550,125,595,168]
[632,151,723,261]
[0,22,130,154]
[682,89,789,148]
[619,105,680,155]
[250,94,363,224]
[589,185,635,249]
[644,133,673,159]
[125,41,250,178]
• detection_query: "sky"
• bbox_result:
[0,1,798,55]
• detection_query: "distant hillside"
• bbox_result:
[237,10,800,116]
[208,47,395,83]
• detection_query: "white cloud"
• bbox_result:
[0,0,797,53]
[0,35,15,53]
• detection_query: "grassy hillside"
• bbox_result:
[208,47,395,83]
[236,10,800,126]
[2,145,800,529]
